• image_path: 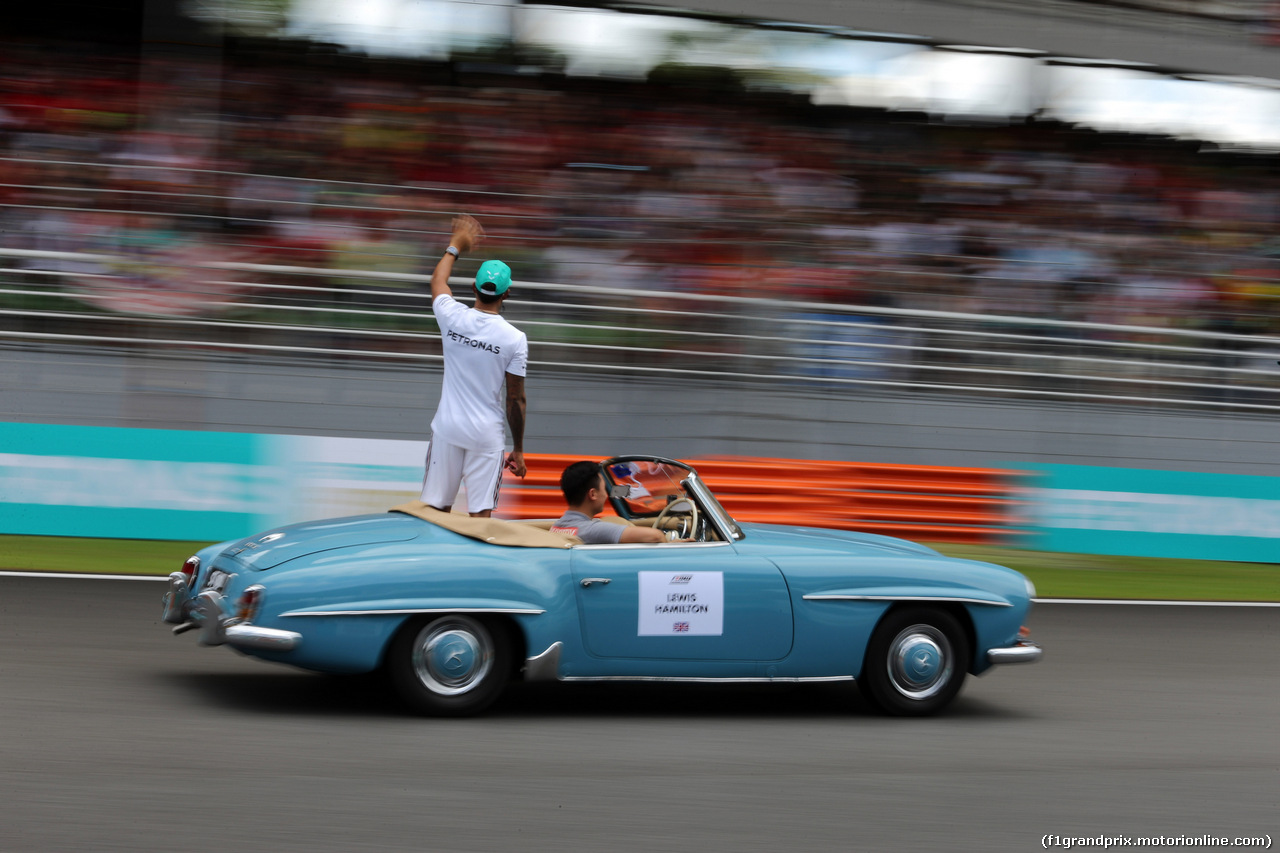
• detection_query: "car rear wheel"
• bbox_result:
[388,615,509,716]
[860,607,969,716]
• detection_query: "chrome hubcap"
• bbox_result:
[886,624,953,700]
[412,619,493,696]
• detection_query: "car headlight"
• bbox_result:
[1025,576,1037,601]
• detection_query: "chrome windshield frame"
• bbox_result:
[683,472,744,542]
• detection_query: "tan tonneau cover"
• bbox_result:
[390,501,580,548]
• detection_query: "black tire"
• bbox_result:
[387,615,510,717]
[860,607,969,717]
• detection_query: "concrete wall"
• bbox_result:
[3,347,1276,478]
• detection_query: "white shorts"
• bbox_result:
[420,439,505,514]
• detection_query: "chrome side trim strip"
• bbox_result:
[558,675,855,683]
[802,594,1012,607]
[280,607,545,617]
[986,643,1044,664]
[523,642,563,682]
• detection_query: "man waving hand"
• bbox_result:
[421,215,528,517]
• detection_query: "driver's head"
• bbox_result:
[561,460,607,511]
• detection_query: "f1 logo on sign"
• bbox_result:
[637,571,724,636]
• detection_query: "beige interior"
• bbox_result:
[390,501,580,548]
[390,501,705,547]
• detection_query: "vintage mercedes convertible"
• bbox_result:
[160,456,1042,716]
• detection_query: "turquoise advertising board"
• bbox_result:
[1023,463,1280,563]
[0,423,427,541]
[7,422,1279,563]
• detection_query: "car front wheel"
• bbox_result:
[388,615,509,716]
[860,607,969,716]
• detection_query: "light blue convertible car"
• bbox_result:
[161,456,1042,716]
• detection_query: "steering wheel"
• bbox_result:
[655,497,700,540]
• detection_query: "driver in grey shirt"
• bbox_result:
[551,461,668,544]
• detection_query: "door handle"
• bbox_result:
[580,577,612,588]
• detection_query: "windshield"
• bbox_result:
[604,458,694,517]
[602,456,745,542]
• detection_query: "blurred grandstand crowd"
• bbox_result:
[1,33,1278,345]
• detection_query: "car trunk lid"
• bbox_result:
[225,513,423,570]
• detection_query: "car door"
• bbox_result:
[571,542,793,661]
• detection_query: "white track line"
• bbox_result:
[1035,598,1280,607]
[0,571,168,581]
[1,571,1276,605]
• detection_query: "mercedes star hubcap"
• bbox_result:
[413,620,493,696]
[887,625,953,700]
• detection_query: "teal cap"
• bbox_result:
[475,260,511,296]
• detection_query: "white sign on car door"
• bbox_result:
[637,571,724,636]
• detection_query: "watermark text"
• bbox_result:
[1042,835,1272,849]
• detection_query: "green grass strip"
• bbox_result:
[930,543,1280,602]
[0,535,216,576]
[1,534,1276,601]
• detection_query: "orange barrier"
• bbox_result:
[495,454,1026,545]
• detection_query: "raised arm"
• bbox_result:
[504,372,527,478]
[430,215,484,302]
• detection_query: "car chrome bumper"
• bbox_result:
[162,572,193,624]
[986,642,1043,665]
[193,590,302,652]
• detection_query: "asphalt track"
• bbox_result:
[1,578,1275,853]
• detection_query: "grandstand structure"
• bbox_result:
[636,0,1280,78]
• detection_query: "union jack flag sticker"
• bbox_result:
[673,622,690,632]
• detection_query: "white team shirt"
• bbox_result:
[430,293,528,452]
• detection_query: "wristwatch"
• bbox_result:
[445,246,459,258]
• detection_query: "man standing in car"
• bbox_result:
[421,215,527,517]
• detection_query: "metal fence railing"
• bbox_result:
[3,245,1280,414]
